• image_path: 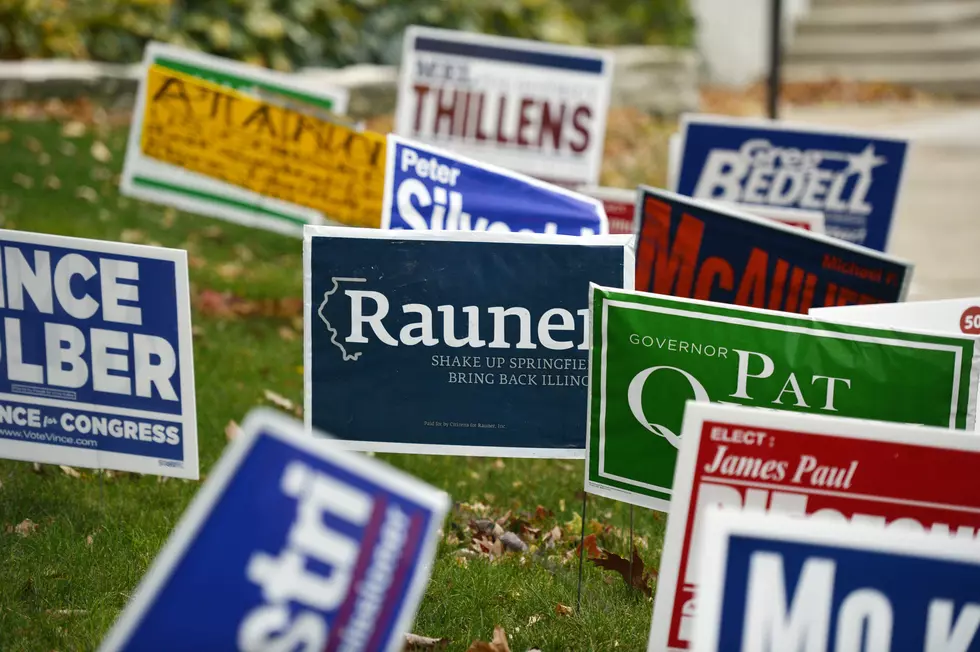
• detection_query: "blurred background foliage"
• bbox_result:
[0,0,693,69]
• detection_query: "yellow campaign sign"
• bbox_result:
[140,64,386,228]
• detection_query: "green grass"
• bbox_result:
[0,117,668,651]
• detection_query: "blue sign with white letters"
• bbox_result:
[674,115,908,252]
[304,226,633,457]
[689,510,980,652]
[381,135,609,236]
[0,229,196,478]
[100,408,450,652]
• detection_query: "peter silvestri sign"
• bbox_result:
[585,285,979,510]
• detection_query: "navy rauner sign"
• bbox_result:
[691,509,980,652]
[674,114,909,252]
[382,135,608,236]
[395,25,613,187]
[304,226,633,457]
[100,408,450,652]
[0,230,196,479]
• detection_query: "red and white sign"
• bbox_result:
[812,296,980,336]
[648,401,980,652]
[578,186,635,234]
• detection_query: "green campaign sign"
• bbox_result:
[585,285,979,510]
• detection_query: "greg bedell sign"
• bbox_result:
[304,227,633,457]
[584,285,979,511]
[0,229,197,478]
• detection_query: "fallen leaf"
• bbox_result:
[13,519,38,537]
[465,626,511,652]
[225,420,242,442]
[203,225,224,239]
[119,229,145,244]
[263,390,296,413]
[576,533,602,559]
[278,326,297,342]
[590,546,656,597]
[23,136,43,153]
[492,458,505,470]
[192,288,302,319]
[12,173,34,189]
[403,633,449,650]
[85,534,94,546]
[61,121,87,138]
[216,261,243,280]
[75,186,98,203]
[37,152,51,166]
[90,141,112,163]
[500,531,527,552]
[542,525,562,548]
[44,175,61,190]
[59,141,77,156]
[555,603,573,616]
[512,480,523,488]
[162,207,177,229]
[527,614,542,626]
[59,465,81,479]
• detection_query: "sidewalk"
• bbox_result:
[786,103,980,301]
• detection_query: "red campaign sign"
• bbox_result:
[648,402,980,652]
[577,187,636,235]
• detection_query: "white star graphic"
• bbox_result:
[844,144,887,177]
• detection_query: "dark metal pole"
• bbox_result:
[767,0,784,120]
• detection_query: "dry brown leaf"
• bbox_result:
[59,465,81,479]
[216,262,244,280]
[119,229,145,244]
[590,546,656,597]
[90,141,112,163]
[203,225,224,239]
[263,390,295,413]
[492,458,505,470]
[403,633,449,650]
[75,186,98,203]
[61,121,87,138]
[465,626,511,652]
[225,420,243,442]
[85,534,94,546]
[12,173,34,189]
[44,175,61,190]
[23,136,43,153]
[555,603,573,616]
[192,288,302,320]
[278,326,298,342]
[13,519,38,537]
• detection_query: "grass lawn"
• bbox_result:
[0,108,675,652]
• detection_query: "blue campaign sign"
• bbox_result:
[304,226,633,457]
[674,114,909,252]
[634,186,912,313]
[0,229,196,478]
[381,134,609,236]
[689,510,980,652]
[100,408,450,652]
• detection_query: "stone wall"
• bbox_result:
[0,45,700,119]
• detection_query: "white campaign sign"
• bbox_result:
[394,26,613,187]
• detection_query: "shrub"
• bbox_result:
[0,0,693,68]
